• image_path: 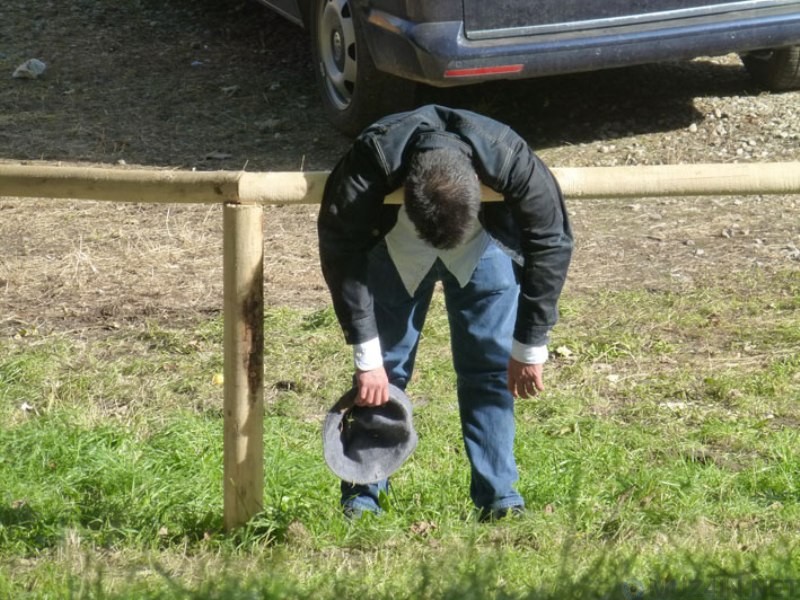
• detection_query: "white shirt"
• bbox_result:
[353,205,548,370]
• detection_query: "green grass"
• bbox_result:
[1,269,799,598]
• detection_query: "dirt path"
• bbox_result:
[1,0,798,336]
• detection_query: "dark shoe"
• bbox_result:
[343,504,381,520]
[478,505,525,523]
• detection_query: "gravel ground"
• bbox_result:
[0,0,798,334]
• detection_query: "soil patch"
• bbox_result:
[1,0,798,336]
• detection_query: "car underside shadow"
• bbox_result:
[416,57,755,148]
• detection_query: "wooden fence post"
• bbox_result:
[222,202,265,531]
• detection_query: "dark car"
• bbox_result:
[255,0,800,135]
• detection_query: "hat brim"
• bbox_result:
[322,384,418,484]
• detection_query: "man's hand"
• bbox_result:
[355,367,390,406]
[507,358,544,399]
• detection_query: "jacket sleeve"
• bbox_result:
[317,138,390,345]
[500,134,574,347]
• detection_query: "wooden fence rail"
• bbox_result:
[3,162,800,205]
[1,160,799,530]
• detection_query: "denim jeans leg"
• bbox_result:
[368,241,437,390]
[441,242,524,512]
[340,242,436,513]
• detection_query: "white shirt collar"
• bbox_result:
[384,205,490,296]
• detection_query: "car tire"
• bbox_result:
[309,0,416,136]
[741,46,800,91]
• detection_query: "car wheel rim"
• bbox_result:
[318,0,357,111]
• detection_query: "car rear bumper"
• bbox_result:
[363,5,800,86]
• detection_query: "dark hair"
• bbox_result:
[404,148,481,249]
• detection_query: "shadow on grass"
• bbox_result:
[66,546,800,599]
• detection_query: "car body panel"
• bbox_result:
[357,1,800,85]
[254,1,800,86]
[253,0,303,25]
[462,0,798,38]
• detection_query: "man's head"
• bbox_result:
[404,148,481,249]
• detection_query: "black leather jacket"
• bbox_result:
[318,105,573,347]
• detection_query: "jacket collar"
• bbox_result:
[407,130,474,159]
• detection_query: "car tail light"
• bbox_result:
[444,64,523,78]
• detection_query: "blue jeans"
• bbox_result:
[341,240,524,514]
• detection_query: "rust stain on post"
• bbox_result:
[241,278,265,401]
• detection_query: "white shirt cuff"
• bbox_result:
[353,337,383,371]
[511,340,548,364]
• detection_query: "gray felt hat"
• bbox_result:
[323,385,418,484]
